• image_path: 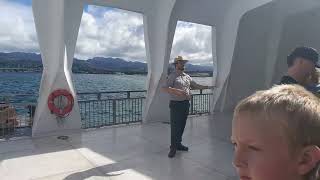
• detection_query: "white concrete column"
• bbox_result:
[214,7,249,112]
[264,7,285,87]
[143,0,177,123]
[211,28,217,86]
[32,0,83,136]
[213,0,272,112]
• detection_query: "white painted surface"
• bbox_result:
[32,0,83,136]
[0,115,236,180]
[31,0,320,135]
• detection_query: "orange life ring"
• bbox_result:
[47,89,74,117]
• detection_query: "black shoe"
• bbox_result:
[177,144,189,151]
[168,148,176,158]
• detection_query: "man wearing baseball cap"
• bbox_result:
[162,56,213,158]
[279,46,320,85]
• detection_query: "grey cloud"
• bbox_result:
[0,0,39,53]
[0,2,213,65]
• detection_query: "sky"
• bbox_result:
[0,0,213,65]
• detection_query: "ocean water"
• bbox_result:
[0,72,213,97]
[0,72,213,129]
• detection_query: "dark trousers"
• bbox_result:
[169,100,190,148]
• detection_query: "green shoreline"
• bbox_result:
[0,70,212,77]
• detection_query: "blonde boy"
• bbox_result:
[231,85,320,180]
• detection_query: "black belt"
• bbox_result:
[170,100,189,103]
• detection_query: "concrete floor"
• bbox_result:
[0,113,238,180]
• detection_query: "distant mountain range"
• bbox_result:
[0,52,213,75]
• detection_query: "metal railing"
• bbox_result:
[190,89,213,115]
[0,89,213,136]
[0,94,35,139]
[78,90,146,129]
[77,89,213,129]
[77,90,146,100]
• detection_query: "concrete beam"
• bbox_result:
[32,0,83,136]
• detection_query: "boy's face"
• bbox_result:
[231,112,301,180]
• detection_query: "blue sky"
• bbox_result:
[0,0,213,65]
[15,0,31,6]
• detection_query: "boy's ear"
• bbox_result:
[297,146,320,175]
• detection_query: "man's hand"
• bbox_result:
[162,87,188,97]
[174,89,188,97]
[175,89,191,100]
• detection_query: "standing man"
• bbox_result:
[279,46,320,85]
[162,56,213,158]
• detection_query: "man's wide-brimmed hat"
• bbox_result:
[173,56,188,64]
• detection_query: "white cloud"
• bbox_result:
[75,6,145,61]
[170,21,213,65]
[0,2,213,65]
[0,0,39,53]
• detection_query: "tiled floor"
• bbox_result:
[0,112,238,180]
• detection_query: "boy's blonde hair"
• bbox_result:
[234,84,320,153]
[234,84,320,179]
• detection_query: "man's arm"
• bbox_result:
[162,87,188,96]
[161,73,188,97]
[190,78,215,90]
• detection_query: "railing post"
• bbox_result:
[200,89,203,94]
[190,95,194,115]
[97,93,101,101]
[112,99,116,124]
[127,91,130,99]
[208,94,211,114]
